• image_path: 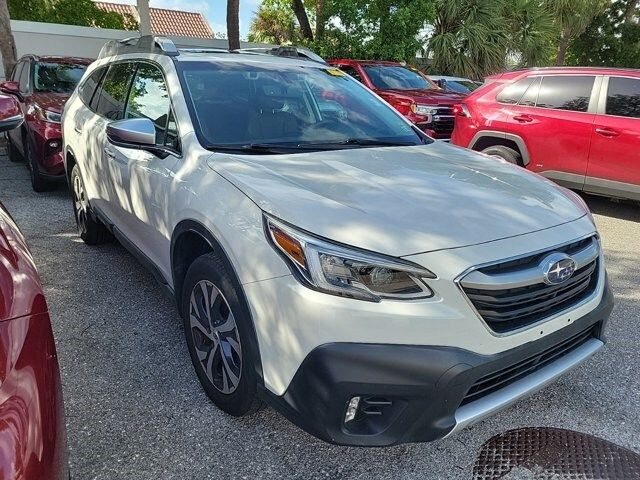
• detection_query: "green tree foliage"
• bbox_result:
[248,0,297,44]
[568,0,640,67]
[549,0,608,65]
[8,0,137,29]
[315,0,436,61]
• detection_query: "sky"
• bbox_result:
[108,0,262,38]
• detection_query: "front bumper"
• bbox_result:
[27,119,65,177]
[263,280,613,447]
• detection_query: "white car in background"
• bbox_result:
[62,36,613,447]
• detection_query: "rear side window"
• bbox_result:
[518,77,541,107]
[80,67,107,108]
[125,63,171,143]
[95,62,136,120]
[496,77,535,104]
[606,77,640,118]
[536,76,594,112]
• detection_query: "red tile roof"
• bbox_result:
[95,1,214,39]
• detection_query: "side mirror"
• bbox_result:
[0,81,22,100]
[0,95,23,133]
[106,118,172,159]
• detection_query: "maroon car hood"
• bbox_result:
[380,88,465,105]
[29,92,70,114]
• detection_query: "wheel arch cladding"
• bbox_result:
[171,219,265,384]
[470,132,530,166]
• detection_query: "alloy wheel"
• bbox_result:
[189,280,242,394]
[72,173,88,234]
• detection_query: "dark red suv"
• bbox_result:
[0,96,69,479]
[1,55,91,192]
[328,59,466,139]
[451,67,640,201]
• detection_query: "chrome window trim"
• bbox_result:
[454,233,603,338]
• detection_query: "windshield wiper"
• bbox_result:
[205,143,314,154]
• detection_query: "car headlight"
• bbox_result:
[31,104,62,124]
[265,215,436,302]
[414,104,439,116]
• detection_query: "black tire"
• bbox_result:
[6,136,21,163]
[25,138,51,192]
[70,164,111,245]
[481,145,523,166]
[181,253,262,417]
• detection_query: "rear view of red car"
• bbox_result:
[0,96,69,479]
[451,67,640,201]
[1,56,91,192]
[328,59,466,139]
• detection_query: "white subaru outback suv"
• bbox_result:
[62,37,613,447]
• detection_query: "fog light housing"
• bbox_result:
[344,396,360,423]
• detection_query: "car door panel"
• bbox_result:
[104,62,177,280]
[586,76,640,199]
[502,75,598,189]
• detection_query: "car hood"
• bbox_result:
[208,142,586,257]
[380,88,466,105]
[30,92,70,113]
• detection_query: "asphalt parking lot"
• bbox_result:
[0,149,639,479]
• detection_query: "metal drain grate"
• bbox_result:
[473,427,640,480]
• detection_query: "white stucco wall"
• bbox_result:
[1,20,268,79]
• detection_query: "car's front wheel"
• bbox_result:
[70,164,110,245]
[181,253,262,417]
[25,138,51,192]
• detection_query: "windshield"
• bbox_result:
[441,79,479,94]
[363,65,434,91]
[34,62,87,93]
[179,61,428,151]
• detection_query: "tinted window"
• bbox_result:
[95,62,136,120]
[606,77,640,118]
[440,79,478,93]
[18,61,30,92]
[362,65,434,90]
[125,63,171,143]
[165,109,179,150]
[497,77,535,104]
[536,76,594,112]
[80,67,107,107]
[11,62,23,83]
[518,77,541,107]
[338,65,363,83]
[180,62,426,149]
[34,62,87,93]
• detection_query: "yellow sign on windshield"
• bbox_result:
[326,68,346,77]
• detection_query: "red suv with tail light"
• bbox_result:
[451,67,640,201]
[0,95,69,479]
[1,55,92,192]
[328,59,466,139]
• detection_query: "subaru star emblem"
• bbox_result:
[540,253,577,285]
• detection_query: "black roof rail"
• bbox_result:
[179,48,232,54]
[234,46,326,64]
[98,35,179,60]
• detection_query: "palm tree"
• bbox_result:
[508,0,556,67]
[291,0,313,41]
[429,0,509,78]
[227,0,240,50]
[0,0,16,78]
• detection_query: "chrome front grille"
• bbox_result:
[460,236,600,334]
